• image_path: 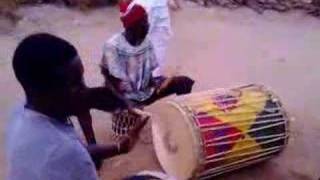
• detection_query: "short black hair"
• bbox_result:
[12,33,78,93]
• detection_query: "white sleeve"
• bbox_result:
[102,43,127,80]
[149,43,159,71]
[41,142,98,180]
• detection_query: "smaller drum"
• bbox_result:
[152,84,290,179]
[112,110,141,137]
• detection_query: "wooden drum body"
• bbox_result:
[152,84,289,179]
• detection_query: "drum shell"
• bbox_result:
[152,84,290,179]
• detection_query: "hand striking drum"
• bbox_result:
[152,84,290,179]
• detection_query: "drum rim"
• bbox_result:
[167,100,205,178]
[265,88,290,147]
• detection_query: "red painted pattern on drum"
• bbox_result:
[196,112,222,128]
[197,114,243,170]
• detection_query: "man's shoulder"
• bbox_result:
[6,108,97,180]
[102,33,123,55]
[103,33,154,56]
[6,108,78,154]
[144,38,153,48]
[140,38,155,53]
[105,33,123,48]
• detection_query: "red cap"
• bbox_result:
[119,0,132,15]
[119,1,147,28]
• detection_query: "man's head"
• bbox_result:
[13,33,85,118]
[120,3,149,45]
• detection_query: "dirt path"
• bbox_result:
[0,3,319,179]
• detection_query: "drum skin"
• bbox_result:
[152,85,289,180]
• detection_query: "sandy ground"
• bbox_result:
[0,2,320,180]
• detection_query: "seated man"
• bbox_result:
[101,3,194,107]
[6,33,147,180]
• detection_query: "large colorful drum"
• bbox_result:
[152,84,290,179]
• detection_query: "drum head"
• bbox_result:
[152,102,200,179]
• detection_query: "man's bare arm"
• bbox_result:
[77,111,97,144]
[86,118,148,166]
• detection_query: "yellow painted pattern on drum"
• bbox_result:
[194,90,268,132]
[189,89,268,164]
[225,135,261,164]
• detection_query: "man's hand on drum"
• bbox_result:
[127,108,152,120]
[86,112,148,170]
[118,115,149,154]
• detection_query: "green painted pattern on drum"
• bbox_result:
[248,99,287,152]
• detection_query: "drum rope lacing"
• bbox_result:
[199,115,284,130]
[205,136,287,160]
[201,118,285,134]
[195,107,281,119]
[206,145,283,163]
[203,121,286,143]
[206,133,287,147]
[200,155,273,179]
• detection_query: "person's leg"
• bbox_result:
[143,76,194,105]
[150,29,170,77]
[158,76,194,96]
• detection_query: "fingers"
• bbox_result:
[130,117,148,137]
[118,137,130,154]
[118,113,149,154]
[128,120,146,150]
[130,108,152,119]
[118,118,147,154]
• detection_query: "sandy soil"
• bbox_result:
[0,2,320,180]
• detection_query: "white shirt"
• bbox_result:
[101,33,158,101]
[6,106,98,180]
[134,0,171,33]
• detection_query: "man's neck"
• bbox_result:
[124,32,143,46]
[25,98,68,122]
